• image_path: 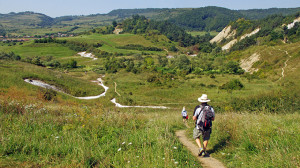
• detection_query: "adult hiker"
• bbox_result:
[181,106,188,123]
[193,94,215,156]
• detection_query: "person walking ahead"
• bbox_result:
[181,106,188,123]
[193,94,215,156]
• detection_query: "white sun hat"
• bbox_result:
[198,94,211,102]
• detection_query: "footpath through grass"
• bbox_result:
[0,102,201,167]
[185,112,300,168]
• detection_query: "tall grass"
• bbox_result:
[202,112,300,168]
[0,100,201,167]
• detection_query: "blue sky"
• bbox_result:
[0,0,300,17]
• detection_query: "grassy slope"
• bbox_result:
[63,34,169,55]
[185,112,300,167]
[188,31,219,37]
[106,71,279,109]
[0,88,201,167]
[0,60,104,98]
[0,43,76,58]
[0,34,299,167]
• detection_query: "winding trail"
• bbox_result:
[176,130,226,168]
[274,48,292,80]
[24,77,168,109]
[25,76,226,166]
[24,78,108,100]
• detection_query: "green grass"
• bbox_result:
[0,32,300,167]
[0,42,76,59]
[104,71,280,110]
[0,100,201,167]
[0,60,104,97]
[228,41,300,82]
[62,34,168,55]
[187,31,219,37]
[188,112,300,168]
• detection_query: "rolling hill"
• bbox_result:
[1,6,300,36]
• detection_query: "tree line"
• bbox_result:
[118,15,214,47]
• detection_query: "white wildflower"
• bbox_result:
[173,146,177,149]
[174,162,179,164]
[117,148,121,152]
[122,141,126,145]
[128,142,132,145]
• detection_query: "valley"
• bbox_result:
[0,6,299,168]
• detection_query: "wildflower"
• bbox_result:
[55,136,59,139]
[128,161,130,163]
[136,156,139,158]
[174,162,178,164]
[128,142,132,145]
[173,146,177,149]
[162,158,165,160]
[122,141,125,145]
[117,148,121,152]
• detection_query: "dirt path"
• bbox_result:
[274,48,292,80]
[176,130,225,168]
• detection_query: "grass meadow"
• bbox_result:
[185,112,300,168]
[0,42,76,59]
[0,97,201,167]
[187,31,219,37]
[61,34,169,56]
[0,35,299,167]
[105,70,280,110]
[0,60,104,97]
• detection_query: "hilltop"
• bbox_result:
[1,6,300,36]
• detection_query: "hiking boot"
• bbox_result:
[198,148,204,156]
[203,151,210,157]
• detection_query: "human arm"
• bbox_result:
[193,116,197,121]
[193,105,200,121]
[211,107,215,121]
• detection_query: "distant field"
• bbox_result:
[188,31,219,37]
[62,34,168,55]
[0,42,76,59]
[105,71,279,109]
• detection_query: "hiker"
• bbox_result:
[193,94,215,156]
[181,106,188,123]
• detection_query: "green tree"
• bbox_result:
[112,20,118,27]
[144,56,154,69]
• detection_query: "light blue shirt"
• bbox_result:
[182,110,187,117]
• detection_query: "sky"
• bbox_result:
[0,0,300,17]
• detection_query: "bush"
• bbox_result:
[0,52,21,60]
[219,79,244,90]
[41,89,57,101]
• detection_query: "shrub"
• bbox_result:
[0,52,21,60]
[219,79,244,90]
[41,89,57,101]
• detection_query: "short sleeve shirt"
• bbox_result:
[193,105,215,129]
